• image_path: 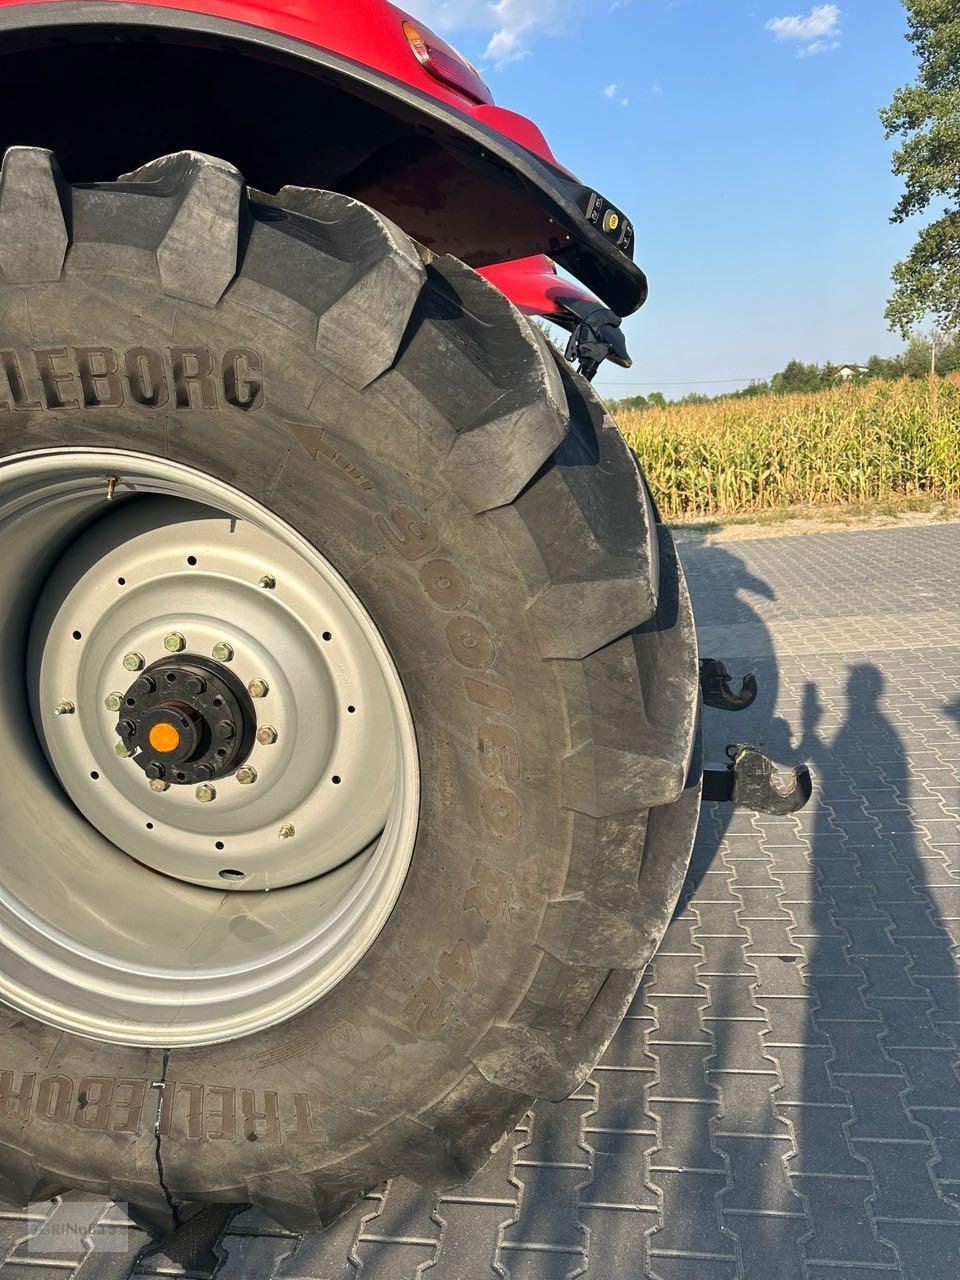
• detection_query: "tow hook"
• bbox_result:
[559,297,631,381]
[703,745,812,815]
[699,658,758,711]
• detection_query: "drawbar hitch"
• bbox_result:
[699,657,812,816]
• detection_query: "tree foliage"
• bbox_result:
[880,0,960,336]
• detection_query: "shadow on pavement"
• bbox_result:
[658,542,960,1280]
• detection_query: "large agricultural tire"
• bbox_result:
[0,147,701,1235]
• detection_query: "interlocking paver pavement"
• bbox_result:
[3,522,960,1278]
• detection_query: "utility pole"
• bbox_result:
[930,332,939,423]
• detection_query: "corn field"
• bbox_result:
[617,377,960,520]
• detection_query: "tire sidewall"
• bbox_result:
[0,267,571,1188]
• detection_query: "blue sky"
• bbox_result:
[405,0,919,399]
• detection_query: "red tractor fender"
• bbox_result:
[479,255,588,317]
[0,0,648,321]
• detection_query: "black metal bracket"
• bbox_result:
[703,744,813,815]
[699,658,757,711]
[558,297,631,381]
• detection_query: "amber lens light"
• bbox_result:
[402,20,492,104]
[148,722,181,754]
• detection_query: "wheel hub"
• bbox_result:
[118,655,256,785]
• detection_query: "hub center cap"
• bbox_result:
[118,655,256,785]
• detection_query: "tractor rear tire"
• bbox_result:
[0,147,701,1234]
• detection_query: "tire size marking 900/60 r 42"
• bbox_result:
[376,504,521,1041]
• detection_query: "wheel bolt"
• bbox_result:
[185,675,206,695]
[54,700,75,716]
[278,822,295,840]
[216,720,236,741]
[134,675,156,696]
[258,574,277,590]
[145,762,165,780]
[257,726,278,746]
[115,742,135,759]
[122,652,144,672]
[149,778,169,794]
[248,679,269,699]
[212,642,234,663]
[164,632,186,654]
[236,766,258,786]
[104,692,123,712]
[195,763,214,781]
[196,784,216,803]
[118,719,137,739]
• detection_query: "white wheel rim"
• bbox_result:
[0,449,419,1046]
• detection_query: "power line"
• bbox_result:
[599,376,768,387]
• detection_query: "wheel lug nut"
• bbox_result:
[196,784,216,803]
[122,652,144,672]
[236,766,258,786]
[257,726,278,746]
[145,762,165,780]
[248,679,269,699]
[115,742,135,759]
[104,691,123,712]
[149,778,169,794]
[278,822,295,840]
[216,720,236,740]
[212,642,234,663]
[54,700,75,716]
[258,574,277,590]
[164,632,186,653]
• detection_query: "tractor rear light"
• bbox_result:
[402,20,493,105]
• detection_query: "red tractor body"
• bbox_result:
[0,0,644,331]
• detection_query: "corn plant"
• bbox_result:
[617,378,960,519]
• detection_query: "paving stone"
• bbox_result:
[647,1260,738,1280]
[885,1046,960,1109]
[721,1211,806,1280]
[872,1222,960,1280]
[806,975,882,1024]
[762,996,828,1045]
[841,1077,927,1142]
[774,1045,845,1106]
[751,956,808,998]
[717,1135,803,1214]
[647,1171,733,1258]
[875,997,953,1049]
[654,1043,716,1101]
[780,1105,866,1177]
[855,1140,960,1223]
[649,1097,724,1173]
[794,1173,897,1267]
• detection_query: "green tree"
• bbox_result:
[771,359,823,394]
[880,1,960,336]
[902,332,936,376]
[606,393,649,414]
[866,352,906,379]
